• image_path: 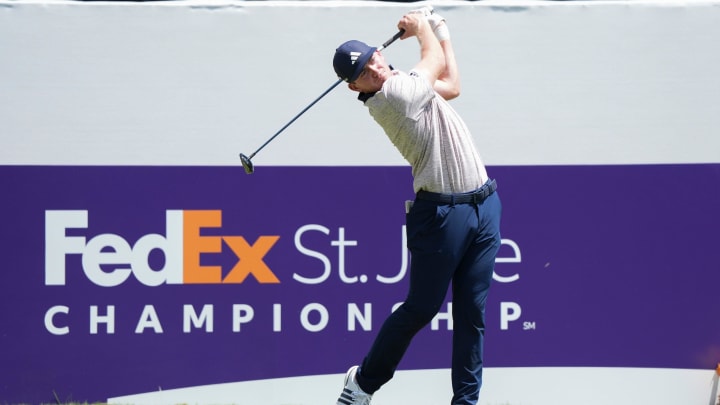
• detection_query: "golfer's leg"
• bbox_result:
[356,201,460,394]
[451,194,502,405]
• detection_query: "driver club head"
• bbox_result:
[239,153,254,174]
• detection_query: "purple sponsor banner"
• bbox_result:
[0,164,719,403]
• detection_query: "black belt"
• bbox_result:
[416,179,497,205]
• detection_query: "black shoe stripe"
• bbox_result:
[337,388,354,404]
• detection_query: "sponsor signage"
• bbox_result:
[1,164,718,403]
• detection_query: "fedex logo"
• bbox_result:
[45,210,280,287]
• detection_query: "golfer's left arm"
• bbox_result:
[429,17,461,100]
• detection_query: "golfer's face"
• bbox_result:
[352,51,390,93]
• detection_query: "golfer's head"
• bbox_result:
[333,40,377,83]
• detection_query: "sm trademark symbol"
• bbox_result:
[523,321,537,330]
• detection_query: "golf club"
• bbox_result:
[239,29,405,174]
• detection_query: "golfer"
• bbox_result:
[332,8,502,405]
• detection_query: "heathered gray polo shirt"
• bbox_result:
[363,70,488,194]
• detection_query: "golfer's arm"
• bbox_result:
[412,21,445,85]
[433,39,461,100]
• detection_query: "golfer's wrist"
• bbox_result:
[433,21,450,42]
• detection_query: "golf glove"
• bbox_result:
[410,6,434,16]
[428,13,450,42]
[410,6,450,42]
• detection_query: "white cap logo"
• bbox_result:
[349,51,362,65]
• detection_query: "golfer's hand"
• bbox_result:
[398,12,427,39]
[409,6,450,42]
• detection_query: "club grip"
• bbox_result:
[379,29,405,51]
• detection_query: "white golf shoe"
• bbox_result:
[336,366,372,405]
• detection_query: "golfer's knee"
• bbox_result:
[400,301,442,325]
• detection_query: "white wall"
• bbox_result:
[107,368,719,405]
[2,0,719,167]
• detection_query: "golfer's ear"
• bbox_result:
[348,83,359,92]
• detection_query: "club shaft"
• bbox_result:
[246,29,405,160]
[247,78,343,159]
[379,29,404,51]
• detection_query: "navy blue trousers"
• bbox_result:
[356,186,502,405]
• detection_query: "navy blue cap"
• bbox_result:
[333,40,377,83]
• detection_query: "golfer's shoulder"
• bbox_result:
[387,70,420,85]
[385,70,431,96]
